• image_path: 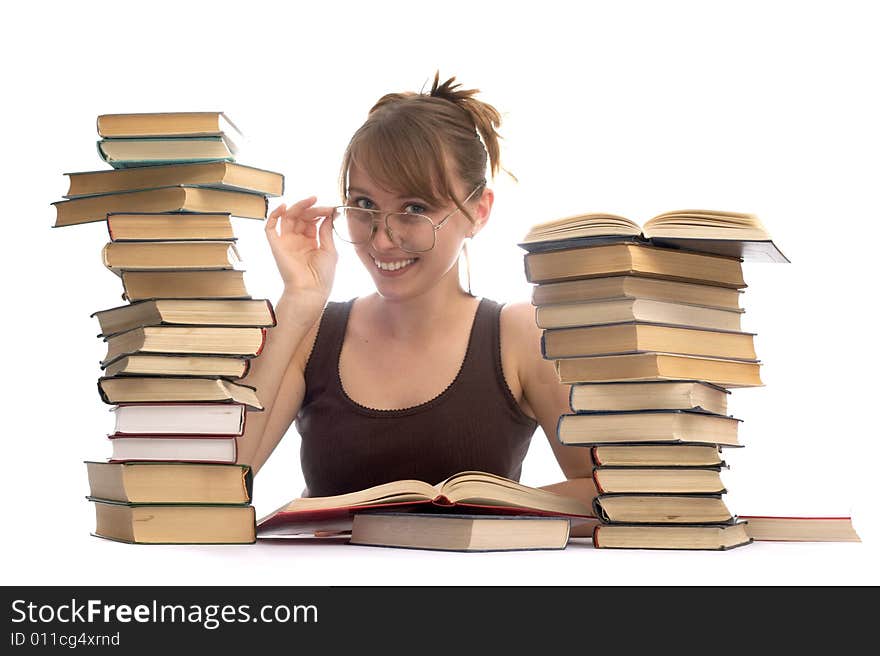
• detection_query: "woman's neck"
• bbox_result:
[365,266,476,342]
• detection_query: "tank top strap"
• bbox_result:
[457,297,538,427]
[302,298,355,402]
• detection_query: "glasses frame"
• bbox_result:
[331,181,486,253]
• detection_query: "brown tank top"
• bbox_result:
[296,297,539,497]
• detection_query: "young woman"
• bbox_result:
[236,73,595,499]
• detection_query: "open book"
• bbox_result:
[519,209,789,263]
[256,470,596,537]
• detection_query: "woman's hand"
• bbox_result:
[265,196,338,316]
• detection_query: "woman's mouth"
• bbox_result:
[371,256,419,274]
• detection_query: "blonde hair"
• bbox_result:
[339,71,510,221]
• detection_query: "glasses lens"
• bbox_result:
[332,207,374,244]
[386,213,435,252]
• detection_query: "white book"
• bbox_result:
[109,436,238,463]
[110,403,246,436]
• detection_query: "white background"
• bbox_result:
[2,0,878,585]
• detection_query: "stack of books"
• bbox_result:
[520,209,789,550]
[52,112,284,544]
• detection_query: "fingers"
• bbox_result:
[266,197,335,240]
[318,208,338,257]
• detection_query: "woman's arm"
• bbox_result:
[234,196,338,473]
[502,302,596,483]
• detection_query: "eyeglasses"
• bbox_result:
[331,182,485,253]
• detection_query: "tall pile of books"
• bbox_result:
[520,210,789,550]
[52,112,284,544]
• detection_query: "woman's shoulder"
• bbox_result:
[496,299,541,352]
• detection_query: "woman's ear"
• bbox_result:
[470,186,494,237]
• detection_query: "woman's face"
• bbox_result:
[344,162,487,301]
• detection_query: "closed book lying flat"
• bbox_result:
[350,512,571,552]
[531,275,743,310]
[523,243,746,288]
[107,212,234,241]
[90,499,255,544]
[103,354,251,379]
[86,461,252,504]
[52,185,268,227]
[111,402,247,436]
[66,161,283,198]
[121,270,249,301]
[536,298,744,332]
[101,240,243,276]
[97,376,262,409]
[593,494,736,525]
[542,322,757,361]
[97,136,236,168]
[558,410,742,447]
[97,112,243,142]
[593,522,752,550]
[592,467,727,495]
[590,444,725,468]
[556,352,763,388]
[92,298,276,338]
[738,516,861,542]
[101,326,267,367]
[108,435,238,463]
[570,380,729,415]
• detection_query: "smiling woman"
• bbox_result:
[234,72,596,501]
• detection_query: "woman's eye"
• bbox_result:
[353,197,374,209]
[404,203,427,215]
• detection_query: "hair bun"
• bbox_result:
[429,72,478,106]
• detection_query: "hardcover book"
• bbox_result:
[86,461,252,504]
[350,512,573,552]
[257,470,596,537]
[519,209,788,263]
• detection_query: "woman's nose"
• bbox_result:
[370,218,397,250]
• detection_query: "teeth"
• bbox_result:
[373,258,416,271]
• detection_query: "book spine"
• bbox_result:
[255,328,268,356]
[106,214,115,241]
[590,446,602,467]
[591,469,606,494]
[265,299,277,327]
[592,524,602,548]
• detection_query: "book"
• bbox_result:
[590,444,725,468]
[92,299,276,338]
[350,512,571,552]
[593,494,736,524]
[519,209,789,263]
[570,381,729,415]
[97,111,243,143]
[557,410,742,447]
[121,270,249,301]
[542,322,757,361]
[107,435,239,464]
[97,376,263,409]
[555,352,764,388]
[257,470,595,537]
[101,241,243,276]
[738,516,861,542]
[110,402,247,436]
[592,522,752,550]
[90,499,255,544]
[523,243,746,288]
[536,298,744,332]
[107,212,235,241]
[102,354,251,379]
[52,185,268,227]
[86,461,252,503]
[97,136,237,168]
[592,467,727,495]
[531,275,743,310]
[101,326,267,367]
[65,161,283,198]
